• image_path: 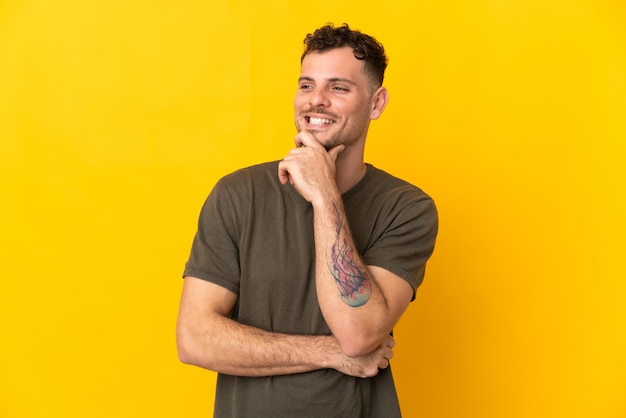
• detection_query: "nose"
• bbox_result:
[309,88,330,107]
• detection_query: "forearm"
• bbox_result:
[313,196,393,356]
[177,312,338,377]
[277,135,409,358]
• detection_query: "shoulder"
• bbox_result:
[199,161,281,211]
[218,161,280,186]
[360,164,434,204]
[357,165,438,233]
[211,161,280,197]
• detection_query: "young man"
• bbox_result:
[177,23,438,417]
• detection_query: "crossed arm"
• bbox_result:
[176,277,396,378]
[177,133,414,377]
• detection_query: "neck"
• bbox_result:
[335,147,367,195]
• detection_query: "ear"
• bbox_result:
[370,86,389,120]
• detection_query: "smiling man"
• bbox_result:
[177,23,438,417]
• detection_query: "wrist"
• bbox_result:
[314,335,342,370]
[310,188,342,212]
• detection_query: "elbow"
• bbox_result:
[337,333,383,358]
[176,309,228,371]
[176,325,211,368]
[177,344,194,366]
[176,329,196,365]
[177,335,221,372]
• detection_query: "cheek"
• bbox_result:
[293,93,307,108]
[344,104,370,122]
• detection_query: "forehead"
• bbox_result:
[300,47,367,83]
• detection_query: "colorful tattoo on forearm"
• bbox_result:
[328,207,372,307]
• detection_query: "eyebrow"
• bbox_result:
[298,76,358,86]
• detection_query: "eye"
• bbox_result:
[332,86,349,93]
[299,83,314,90]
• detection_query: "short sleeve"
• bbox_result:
[183,178,243,295]
[363,196,438,299]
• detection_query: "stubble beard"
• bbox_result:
[294,117,361,151]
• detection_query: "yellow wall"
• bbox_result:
[1,1,624,417]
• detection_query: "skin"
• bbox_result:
[177,46,412,377]
[279,48,412,356]
[177,277,394,378]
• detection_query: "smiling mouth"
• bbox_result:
[305,116,335,125]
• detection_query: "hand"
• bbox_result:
[278,131,345,204]
[332,335,395,378]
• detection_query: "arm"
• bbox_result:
[176,276,395,377]
[278,133,414,357]
[314,199,413,357]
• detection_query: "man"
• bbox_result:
[177,23,438,417]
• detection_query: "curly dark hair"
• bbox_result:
[301,23,388,88]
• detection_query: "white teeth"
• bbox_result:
[309,117,334,125]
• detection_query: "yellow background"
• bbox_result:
[1,0,625,417]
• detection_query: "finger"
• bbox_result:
[327,144,346,161]
[295,131,322,149]
[378,358,390,370]
[277,161,292,185]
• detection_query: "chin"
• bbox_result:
[317,136,341,151]
[324,142,349,152]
